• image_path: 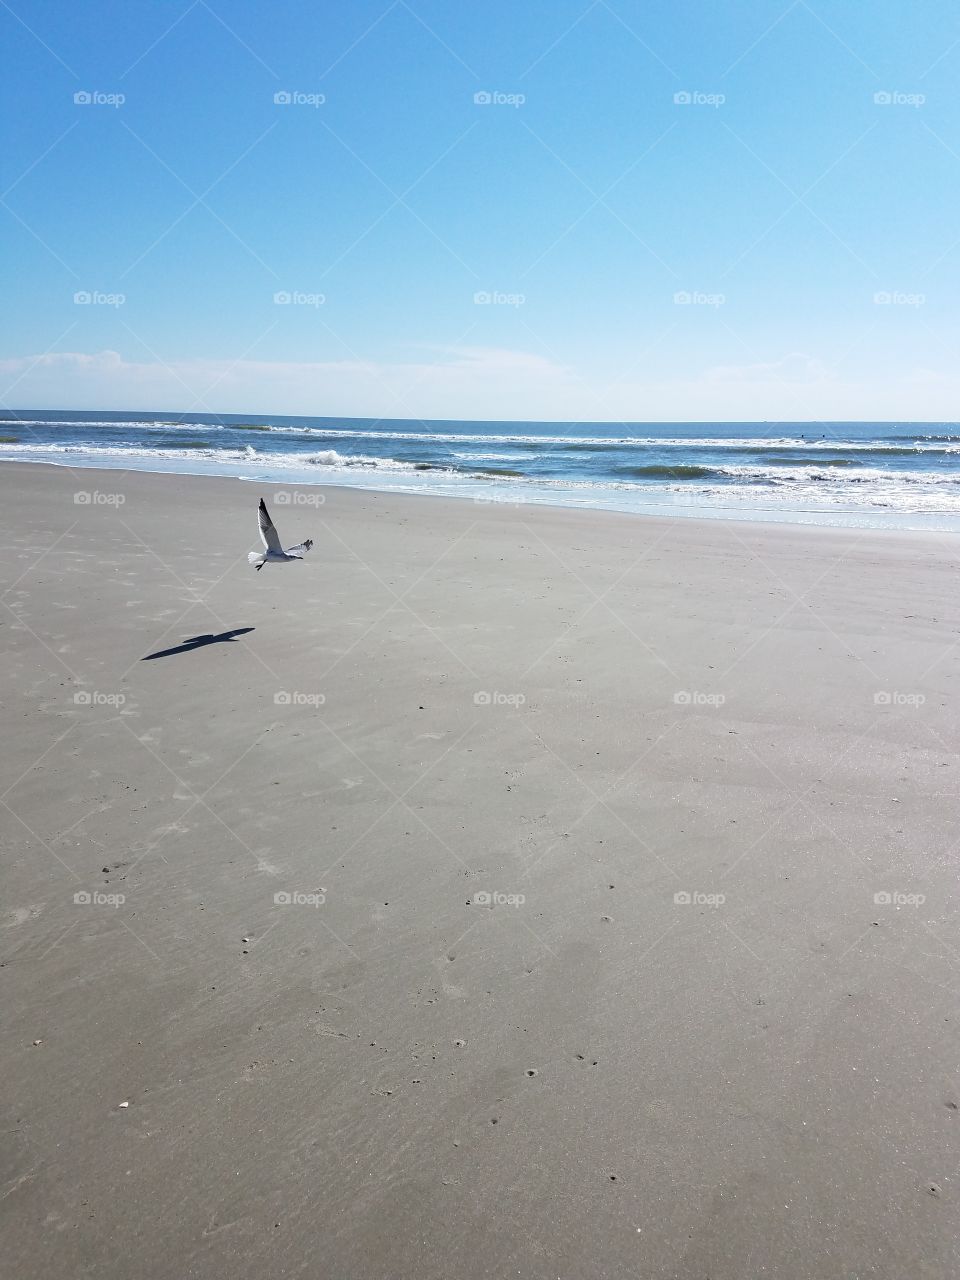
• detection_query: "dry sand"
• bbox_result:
[2,461,958,1279]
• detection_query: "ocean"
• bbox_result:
[2,411,960,530]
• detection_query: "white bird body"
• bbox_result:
[248,499,313,570]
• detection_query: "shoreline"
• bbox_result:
[6,456,960,543]
[3,462,958,1279]
[4,455,960,536]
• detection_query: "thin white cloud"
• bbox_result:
[704,352,831,384]
[1,347,957,421]
[0,347,574,421]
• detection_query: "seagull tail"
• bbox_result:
[248,551,266,570]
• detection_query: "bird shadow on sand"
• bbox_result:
[141,627,255,661]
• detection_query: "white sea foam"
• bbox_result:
[5,418,958,451]
[451,451,545,461]
[3,423,960,529]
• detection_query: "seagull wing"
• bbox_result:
[258,499,283,553]
[284,538,314,559]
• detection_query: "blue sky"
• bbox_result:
[2,0,959,420]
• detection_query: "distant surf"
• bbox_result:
[2,411,959,530]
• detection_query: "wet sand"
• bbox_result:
[2,462,958,1279]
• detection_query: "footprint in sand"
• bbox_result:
[432,955,467,1000]
[4,904,45,928]
[150,821,190,841]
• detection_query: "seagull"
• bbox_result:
[248,498,313,571]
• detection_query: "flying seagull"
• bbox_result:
[248,498,313,571]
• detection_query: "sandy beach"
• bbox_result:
[2,461,958,1279]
